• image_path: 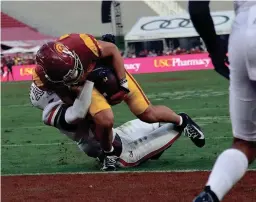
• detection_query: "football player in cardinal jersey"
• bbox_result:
[33,33,205,171]
[29,81,190,169]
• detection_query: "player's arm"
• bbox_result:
[98,40,129,93]
[42,80,94,129]
[65,80,94,124]
[78,33,128,90]
[98,40,125,80]
[78,33,129,95]
[188,1,217,53]
[188,0,230,80]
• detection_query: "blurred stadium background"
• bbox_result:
[2,1,255,202]
[1,0,234,60]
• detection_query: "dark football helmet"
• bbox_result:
[36,41,84,86]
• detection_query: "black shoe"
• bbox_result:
[179,113,205,148]
[193,186,220,202]
[101,155,118,171]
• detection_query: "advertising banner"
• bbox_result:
[124,53,213,74]
[1,53,214,82]
[1,65,35,82]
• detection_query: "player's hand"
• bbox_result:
[209,38,230,80]
[109,90,128,105]
[109,78,130,105]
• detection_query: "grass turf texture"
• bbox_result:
[2,70,256,175]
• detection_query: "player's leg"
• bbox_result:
[194,8,256,201]
[193,88,256,201]
[0,66,3,76]
[9,66,14,80]
[76,135,103,159]
[115,119,161,137]
[7,69,9,81]
[117,122,182,167]
[89,88,118,171]
[125,71,205,148]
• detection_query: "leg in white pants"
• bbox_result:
[203,6,256,201]
[115,121,181,168]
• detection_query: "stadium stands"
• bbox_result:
[1,12,28,28]
[1,12,54,48]
[1,1,157,36]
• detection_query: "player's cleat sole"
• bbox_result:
[193,186,220,202]
[101,165,117,171]
[179,113,205,148]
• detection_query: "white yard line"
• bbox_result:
[1,115,232,148]
[2,104,31,108]
[1,142,72,147]
[2,103,228,112]
[2,169,256,177]
[1,136,232,148]
[2,125,48,130]
[1,115,230,130]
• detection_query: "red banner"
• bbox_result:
[1,53,213,82]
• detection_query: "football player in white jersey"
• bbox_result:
[189,1,256,201]
[29,82,183,169]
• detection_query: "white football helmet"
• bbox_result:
[29,82,61,110]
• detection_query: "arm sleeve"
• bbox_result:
[42,81,94,130]
[42,101,77,131]
[188,1,218,53]
[64,80,94,124]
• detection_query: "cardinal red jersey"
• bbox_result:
[32,33,102,104]
[57,33,102,74]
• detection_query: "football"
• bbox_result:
[88,65,120,100]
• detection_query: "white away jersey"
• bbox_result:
[234,1,256,14]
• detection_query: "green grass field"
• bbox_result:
[2,70,255,175]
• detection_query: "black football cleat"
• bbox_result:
[101,155,118,171]
[193,186,220,202]
[179,113,205,148]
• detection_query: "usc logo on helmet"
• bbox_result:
[54,42,73,56]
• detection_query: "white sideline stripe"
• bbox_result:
[1,122,227,130]
[1,116,230,130]
[1,142,72,147]
[2,142,72,147]
[3,103,228,111]
[2,104,31,108]
[2,169,256,177]
[1,136,233,147]
[2,125,48,130]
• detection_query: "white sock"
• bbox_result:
[179,116,183,126]
[104,146,114,153]
[206,148,248,201]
